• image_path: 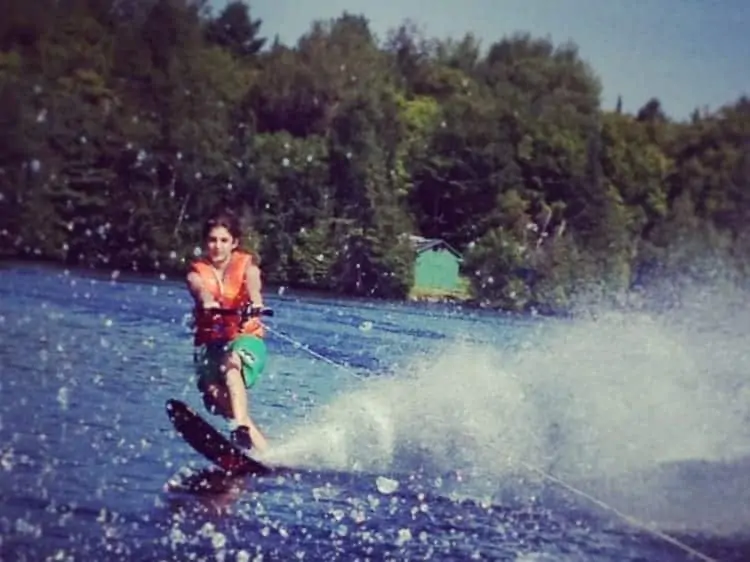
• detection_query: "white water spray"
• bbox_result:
[264,279,750,536]
[264,343,544,478]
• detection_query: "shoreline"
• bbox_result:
[1,255,561,322]
[6,255,729,322]
[0,254,487,309]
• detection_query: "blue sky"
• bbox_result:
[211,0,749,121]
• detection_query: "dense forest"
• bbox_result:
[1,0,748,313]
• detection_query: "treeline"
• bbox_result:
[1,0,748,313]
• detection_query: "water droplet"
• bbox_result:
[1,448,15,471]
[395,528,412,546]
[211,532,226,549]
[376,476,399,494]
[57,387,69,410]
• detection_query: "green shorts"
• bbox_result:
[193,335,268,390]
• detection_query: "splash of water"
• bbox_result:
[263,278,750,534]
[264,344,544,478]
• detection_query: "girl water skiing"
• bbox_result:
[186,209,269,452]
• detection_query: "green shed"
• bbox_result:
[409,235,463,294]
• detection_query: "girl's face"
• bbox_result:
[205,225,237,265]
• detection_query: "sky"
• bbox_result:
[211,0,750,121]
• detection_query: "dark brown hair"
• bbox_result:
[202,209,243,241]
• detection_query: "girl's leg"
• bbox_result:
[195,345,232,418]
[223,351,269,451]
[198,380,232,418]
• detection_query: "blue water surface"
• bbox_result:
[0,263,748,561]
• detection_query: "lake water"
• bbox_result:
[1,263,749,561]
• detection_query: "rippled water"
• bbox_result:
[1,263,749,561]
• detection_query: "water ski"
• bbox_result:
[165,398,273,477]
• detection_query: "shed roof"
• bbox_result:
[407,235,463,260]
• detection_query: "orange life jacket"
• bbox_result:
[190,250,265,346]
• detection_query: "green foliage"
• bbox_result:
[1,1,748,309]
[205,1,266,60]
